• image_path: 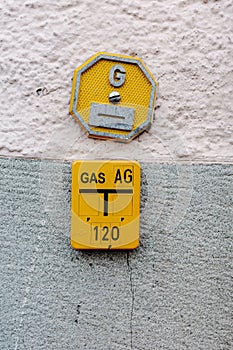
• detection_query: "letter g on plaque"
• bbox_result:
[69,52,158,142]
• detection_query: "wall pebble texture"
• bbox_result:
[0,0,232,162]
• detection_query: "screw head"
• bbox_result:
[109,91,121,104]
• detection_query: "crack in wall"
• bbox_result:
[127,251,135,350]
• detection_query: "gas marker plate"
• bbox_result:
[69,52,158,142]
[71,160,140,249]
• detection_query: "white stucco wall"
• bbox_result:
[1,0,232,162]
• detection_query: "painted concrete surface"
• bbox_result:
[0,158,232,350]
[1,0,233,162]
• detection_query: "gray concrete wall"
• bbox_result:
[0,158,232,350]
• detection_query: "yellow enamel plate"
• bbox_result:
[71,160,140,249]
[70,52,157,142]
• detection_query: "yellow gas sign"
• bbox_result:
[70,52,157,142]
[71,160,140,249]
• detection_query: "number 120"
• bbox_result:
[93,225,120,242]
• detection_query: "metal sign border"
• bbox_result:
[71,53,157,141]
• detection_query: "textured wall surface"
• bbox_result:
[0,158,232,350]
[0,0,233,161]
[1,1,232,349]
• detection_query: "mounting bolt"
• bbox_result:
[109,91,121,104]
